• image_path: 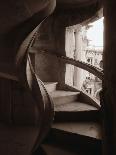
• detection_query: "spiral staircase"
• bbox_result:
[37,82,102,155]
[0,0,104,155]
[29,36,103,155]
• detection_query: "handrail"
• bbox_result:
[59,55,104,80]
[37,50,104,80]
[0,1,56,155]
[15,28,55,152]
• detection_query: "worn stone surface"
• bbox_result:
[50,90,80,105]
[52,121,102,139]
[55,101,97,111]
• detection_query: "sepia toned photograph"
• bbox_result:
[0,0,114,155]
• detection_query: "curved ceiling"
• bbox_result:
[56,0,98,9]
[57,0,97,4]
[53,0,102,27]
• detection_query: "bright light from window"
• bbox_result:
[87,17,104,47]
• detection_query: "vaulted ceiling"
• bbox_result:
[53,0,102,27]
[56,0,100,9]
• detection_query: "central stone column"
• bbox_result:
[103,0,116,154]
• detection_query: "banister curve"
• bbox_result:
[59,55,104,80]
[0,1,56,155]
[37,50,104,80]
[15,26,55,153]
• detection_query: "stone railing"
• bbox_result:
[37,50,104,80]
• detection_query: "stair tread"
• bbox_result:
[44,82,58,85]
[50,90,80,98]
[43,82,58,92]
[55,101,98,112]
[52,122,102,140]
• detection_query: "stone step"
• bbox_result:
[40,143,86,155]
[40,142,101,155]
[54,102,100,122]
[41,143,80,155]
[52,122,102,140]
[55,101,98,111]
[45,121,102,153]
[44,82,58,93]
[50,90,80,105]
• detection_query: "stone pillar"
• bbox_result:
[65,27,75,86]
[103,0,116,154]
[73,28,82,89]
[74,27,86,89]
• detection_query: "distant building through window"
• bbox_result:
[65,17,103,100]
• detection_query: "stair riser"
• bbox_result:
[45,83,57,93]
[47,129,102,153]
[53,95,79,106]
[54,111,100,122]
